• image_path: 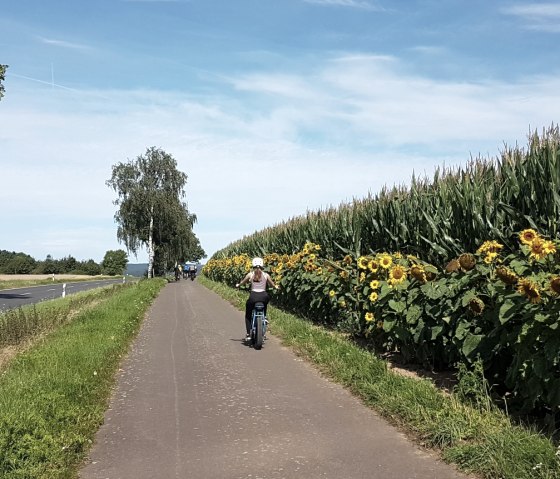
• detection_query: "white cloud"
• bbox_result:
[408,45,447,55]
[230,74,319,101]
[503,3,560,17]
[22,227,123,263]
[502,3,560,32]
[37,36,93,51]
[3,53,559,260]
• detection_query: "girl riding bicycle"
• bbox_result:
[236,257,279,341]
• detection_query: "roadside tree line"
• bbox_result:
[0,249,128,276]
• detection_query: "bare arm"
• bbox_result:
[266,274,279,290]
[236,273,251,288]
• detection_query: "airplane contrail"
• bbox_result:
[8,72,78,91]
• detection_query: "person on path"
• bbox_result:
[236,257,279,340]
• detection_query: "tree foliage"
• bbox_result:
[107,147,203,276]
[0,65,7,101]
[80,259,102,276]
[101,249,128,276]
[1,256,35,274]
[0,250,119,275]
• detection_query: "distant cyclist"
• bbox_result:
[188,263,197,280]
[236,257,279,341]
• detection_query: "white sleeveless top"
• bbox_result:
[247,271,269,292]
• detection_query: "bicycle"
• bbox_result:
[249,301,268,350]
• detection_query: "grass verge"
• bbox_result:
[0,283,132,349]
[0,278,166,479]
[199,276,560,479]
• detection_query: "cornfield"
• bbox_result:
[212,125,560,265]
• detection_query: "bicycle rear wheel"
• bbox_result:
[254,312,263,350]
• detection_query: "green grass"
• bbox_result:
[0,282,132,348]
[200,276,560,479]
[0,278,166,479]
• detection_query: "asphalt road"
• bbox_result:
[0,279,125,312]
[80,280,473,479]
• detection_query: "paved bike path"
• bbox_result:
[80,281,473,479]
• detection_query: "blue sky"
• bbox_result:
[1,1,560,264]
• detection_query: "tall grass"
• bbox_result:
[0,283,128,348]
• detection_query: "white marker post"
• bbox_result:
[62,283,66,298]
[123,276,126,284]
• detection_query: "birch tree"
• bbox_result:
[107,147,195,278]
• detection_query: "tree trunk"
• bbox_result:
[148,206,155,278]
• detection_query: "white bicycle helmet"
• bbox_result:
[251,257,264,268]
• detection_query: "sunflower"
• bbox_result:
[517,278,541,304]
[410,265,427,283]
[329,290,336,298]
[445,259,461,273]
[468,297,485,315]
[484,252,498,264]
[359,272,366,282]
[458,253,476,271]
[305,259,317,271]
[543,240,557,255]
[339,270,350,280]
[357,256,369,270]
[425,270,437,281]
[529,237,552,261]
[519,228,539,245]
[379,255,392,269]
[369,279,380,289]
[389,265,407,284]
[548,276,560,296]
[477,240,504,255]
[368,259,379,273]
[376,320,384,329]
[343,255,353,265]
[365,312,374,322]
[496,266,518,285]
[369,291,378,302]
